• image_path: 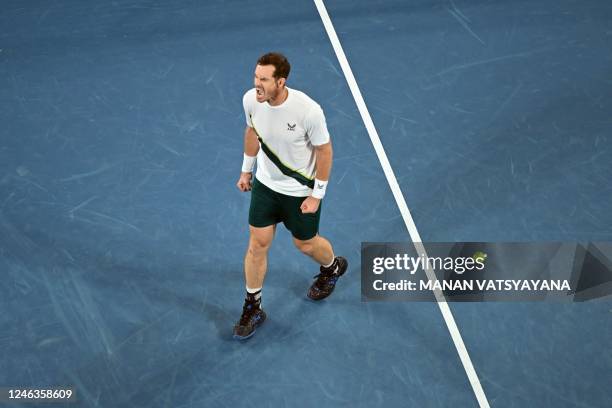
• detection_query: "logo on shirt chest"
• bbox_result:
[287,123,296,131]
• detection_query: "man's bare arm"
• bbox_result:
[313,141,333,181]
[300,141,333,213]
[244,126,260,157]
[237,126,260,192]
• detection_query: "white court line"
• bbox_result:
[312,1,490,407]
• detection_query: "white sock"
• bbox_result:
[322,256,336,269]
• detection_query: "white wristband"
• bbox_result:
[311,178,328,199]
[241,153,256,173]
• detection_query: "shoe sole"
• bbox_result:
[232,312,267,340]
[233,331,256,341]
[307,257,348,301]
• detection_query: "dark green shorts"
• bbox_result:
[249,177,321,241]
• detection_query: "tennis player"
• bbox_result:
[233,52,348,340]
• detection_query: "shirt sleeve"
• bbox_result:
[304,105,330,146]
[243,90,254,127]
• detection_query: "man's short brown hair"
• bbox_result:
[257,52,291,80]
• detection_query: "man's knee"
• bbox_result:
[248,228,273,257]
[293,237,316,256]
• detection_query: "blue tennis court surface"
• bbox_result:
[1,1,610,407]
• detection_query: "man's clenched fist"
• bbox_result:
[237,172,253,192]
[300,196,320,213]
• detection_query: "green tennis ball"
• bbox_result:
[473,251,488,264]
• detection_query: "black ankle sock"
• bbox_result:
[245,290,262,306]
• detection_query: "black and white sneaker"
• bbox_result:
[307,256,348,301]
[233,300,266,340]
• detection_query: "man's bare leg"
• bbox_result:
[244,224,275,288]
[233,224,275,340]
[293,235,348,301]
[292,235,334,265]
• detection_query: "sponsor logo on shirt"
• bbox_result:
[287,123,296,131]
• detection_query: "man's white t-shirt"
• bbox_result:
[243,87,330,197]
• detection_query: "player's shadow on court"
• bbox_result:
[288,275,314,300]
[146,285,237,341]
